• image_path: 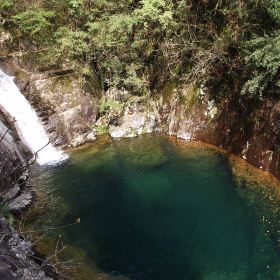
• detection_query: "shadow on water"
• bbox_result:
[27,135,280,280]
[84,168,201,280]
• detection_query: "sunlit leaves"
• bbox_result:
[12,9,54,35]
[242,32,280,98]
[55,27,90,57]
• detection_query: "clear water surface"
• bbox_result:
[28,135,280,280]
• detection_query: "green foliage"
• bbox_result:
[135,0,174,31]
[0,0,14,10]
[11,9,55,42]
[267,0,280,23]
[95,125,109,135]
[242,32,280,98]
[99,98,123,114]
[12,9,54,34]
[55,27,90,57]
[4,0,280,100]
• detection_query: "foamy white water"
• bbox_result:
[0,69,68,165]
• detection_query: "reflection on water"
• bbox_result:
[26,135,280,280]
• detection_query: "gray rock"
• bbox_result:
[105,87,129,102]
[125,112,145,130]
[146,114,157,133]
[109,126,132,138]
[8,191,33,212]
[109,112,157,138]
[71,135,86,147]
[72,124,88,134]
[28,72,100,148]
[86,131,97,142]
[3,184,20,201]
[0,217,53,280]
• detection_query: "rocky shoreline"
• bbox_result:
[0,116,54,280]
[1,49,279,180]
[0,26,279,279]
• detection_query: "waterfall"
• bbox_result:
[0,69,68,165]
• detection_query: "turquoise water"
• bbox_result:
[30,135,280,280]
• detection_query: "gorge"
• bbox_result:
[0,1,280,280]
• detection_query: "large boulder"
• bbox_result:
[109,112,157,138]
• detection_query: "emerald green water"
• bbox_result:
[29,135,280,280]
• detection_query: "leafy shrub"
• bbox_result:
[242,32,280,98]
[4,0,280,100]
[95,125,109,135]
[0,0,14,10]
[55,27,90,57]
[12,9,55,35]
[99,98,123,114]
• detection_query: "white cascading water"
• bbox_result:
[0,69,68,165]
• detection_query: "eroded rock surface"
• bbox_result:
[0,112,52,279]
[0,218,52,280]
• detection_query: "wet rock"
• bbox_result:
[0,260,15,280]
[177,130,192,140]
[0,217,53,280]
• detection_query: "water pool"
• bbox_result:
[27,135,280,280]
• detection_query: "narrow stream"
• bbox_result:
[27,135,280,280]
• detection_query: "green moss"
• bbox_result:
[179,84,200,109]
[99,98,123,114]
[95,125,109,135]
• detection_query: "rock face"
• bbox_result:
[0,218,52,280]
[0,112,52,279]
[1,30,280,179]
[28,73,100,147]
[0,117,30,192]
[100,84,280,179]
[0,49,101,148]
[8,190,33,212]
[145,84,280,179]
[109,112,157,138]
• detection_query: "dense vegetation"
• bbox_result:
[1,0,280,100]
